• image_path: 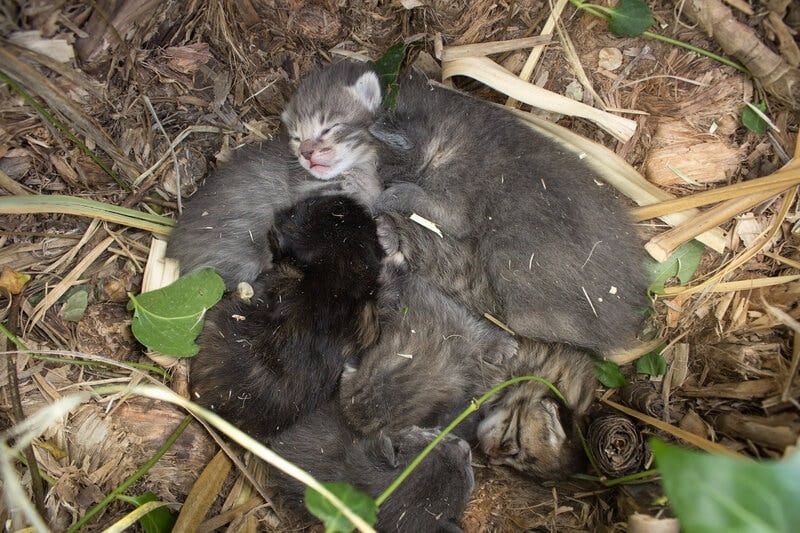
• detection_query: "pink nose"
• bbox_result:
[300,139,314,161]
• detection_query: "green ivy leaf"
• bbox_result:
[126,493,176,533]
[305,482,377,533]
[371,42,411,111]
[608,0,655,37]
[127,268,224,357]
[595,359,627,388]
[60,289,88,322]
[636,348,667,376]
[652,439,800,533]
[742,101,768,135]
[644,239,705,295]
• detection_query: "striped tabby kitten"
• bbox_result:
[340,259,596,480]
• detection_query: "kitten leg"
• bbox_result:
[375,182,471,238]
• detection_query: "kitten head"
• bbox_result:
[376,427,474,532]
[282,60,382,180]
[476,383,587,480]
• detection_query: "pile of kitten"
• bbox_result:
[166,60,647,532]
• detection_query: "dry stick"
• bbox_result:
[629,167,800,222]
[644,187,784,262]
[3,292,46,517]
[663,185,798,297]
[505,0,569,108]
[677,0,800,109]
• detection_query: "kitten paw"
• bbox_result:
[375,182,425,213]
[483,333,519,364]
[376,215,405,265]
[340,169,382,206]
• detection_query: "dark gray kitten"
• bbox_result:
[269,403,474,533]
[340,259,597,481]
[368,71,648,354]
[190,195,383,438]
[167,62,383,289]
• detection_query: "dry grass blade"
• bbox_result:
[0,48,142,183]
[663,186,798,297]
[130,385,377,533]
[441,56,637,142]
[630,167,800,222]
[507,108,727,253]
[644,188,784,262]
[505,0,569,107]
[25,236,114,333]
[601,399,746,459]
[103,501,175,533]
[607,338,667,365]
[441,36,553,60]
[0,168,34,195]
[661,275,800,295]
[174,450,232,531]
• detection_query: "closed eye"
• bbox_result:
[320,123,340,136]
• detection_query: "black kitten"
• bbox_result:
[190,195,383,437]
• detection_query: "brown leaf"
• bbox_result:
[0,266,31,295]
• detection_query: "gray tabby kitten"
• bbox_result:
[269,402,474,533]
[166,61,383,288]
[284,62,648,354]
[340,259,597,481]
[369,71,648,354]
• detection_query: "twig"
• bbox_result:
[3,291,46,517]
[630,167,800,222]
[644,187,783,262]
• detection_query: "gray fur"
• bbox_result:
[270,403,474,533]
[340,258,597,480]
[166,137,381,289]
[368,72,648,353]
[165,138,328,288]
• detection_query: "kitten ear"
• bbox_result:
[378,433,399,467]
[540,397,568,448]
[349,70,382,113]
[369,118,414,152]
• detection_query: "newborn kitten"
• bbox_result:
[168,62,383,289]
[190,195,383,438]
[368,71,648,354]
[340,260,596,480]
[281,60,382,184]
[270,402,474,533]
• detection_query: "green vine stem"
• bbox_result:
[568,0,749,74]
[375,375,566,507]
[65,415,192,533]
[0,324,170,380]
